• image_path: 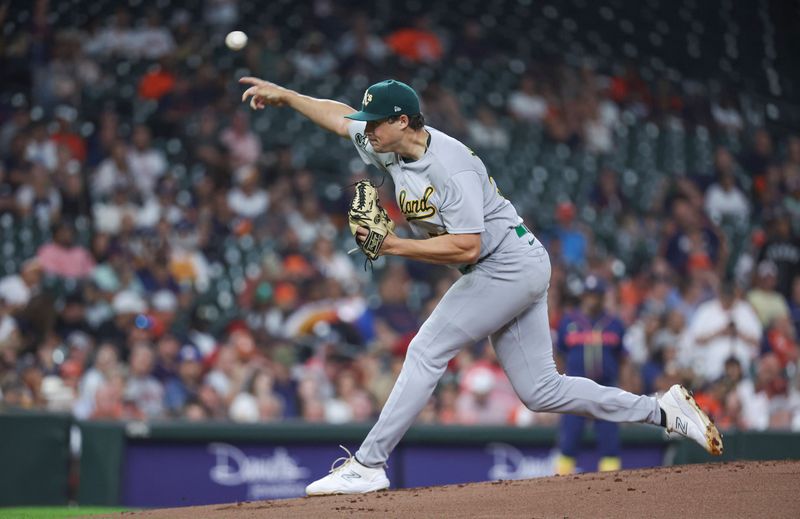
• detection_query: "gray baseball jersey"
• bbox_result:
[346,121,661,467]
[348,122,527,268]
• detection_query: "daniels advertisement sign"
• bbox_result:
[207,443,310,500]
[120,440,664,507]
[121,442,337,507]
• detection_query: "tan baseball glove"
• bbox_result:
[348,179,395,261]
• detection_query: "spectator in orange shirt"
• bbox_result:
[385,16,443,64]
[138,57,176,100]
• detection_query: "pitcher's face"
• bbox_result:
[365,116,407,153]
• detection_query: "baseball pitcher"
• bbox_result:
[240,77,723,495]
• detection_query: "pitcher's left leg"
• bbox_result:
[491,294,662,424]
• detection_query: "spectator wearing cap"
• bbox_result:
[164,344,204,415]
[680,281,761,384]
[455,364,517,425]
[41,361,78,412]
[54,291,91,339]
[147,289,180,336]
[94,290,148,357]
[36,222,95,279]
[747,261,791,327]
[757,213,800,300]
[555,275,627,474]
[64,331,94,373]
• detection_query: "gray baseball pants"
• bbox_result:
[356,239,661,467]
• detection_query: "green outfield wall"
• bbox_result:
[0,411,72,506]
[1,413,799,507]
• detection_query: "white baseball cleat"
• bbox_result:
[305,446,390,496]
[659,384,723,456]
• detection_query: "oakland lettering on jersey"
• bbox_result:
[399,186,436,221]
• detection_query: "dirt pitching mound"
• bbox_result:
[104,460,800,518]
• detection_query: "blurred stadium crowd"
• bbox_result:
[0,0,799,431]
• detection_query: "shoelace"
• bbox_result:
[328,445,355,474]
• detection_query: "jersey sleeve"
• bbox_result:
[439,170,486,234]
[346,120,391,170]
[347,120,375,165]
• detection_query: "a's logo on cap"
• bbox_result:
[362,90,373,106]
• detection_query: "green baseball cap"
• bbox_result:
[345,79,421,121]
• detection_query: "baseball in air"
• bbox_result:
[225,30,248,51]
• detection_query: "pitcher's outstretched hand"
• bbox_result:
[239,77,289,110]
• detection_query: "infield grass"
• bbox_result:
[0,507,129,518]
